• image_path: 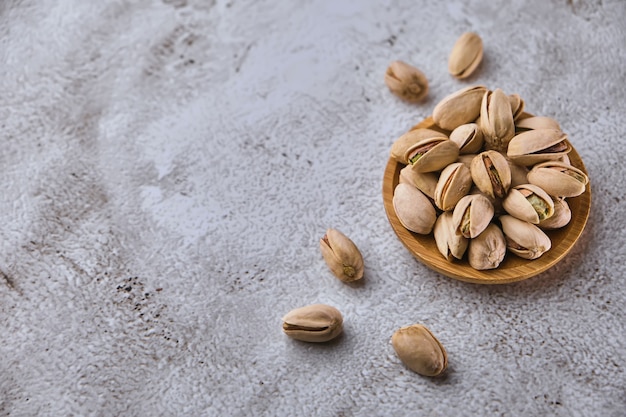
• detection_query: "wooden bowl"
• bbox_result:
[382,116,591,284]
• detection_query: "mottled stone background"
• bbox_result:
[0,0,624,416]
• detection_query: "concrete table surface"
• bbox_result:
[1,0,624,416]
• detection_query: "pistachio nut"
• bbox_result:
[539,197,572,230]
[470,150,512,199]
[320,228,364,282]
[434,162,472,211]
[502,184,555,224]
[282,304,343,343]
[448,32,483,79]
[392,324,448,377]
[509,94,526,121]
[458,153,478,170]
[527,161,588,197]
[399,165,438,199]
[480,88,515,152]
[507,129,571,166]
[499,215,551,260]
[433,85,488,131]
[434,211,469,261]
[393,183,437,234]
[452,194,494,239]
[385,60,429,103]
[406,137,460,173]
[507,158,529,187]
[449,123,484,154]
[390,128,449,164]
[515,116,561,131]
[468,223,506,270]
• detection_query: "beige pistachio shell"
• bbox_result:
[480,88,515,152]
[393,183,437,234]
[527,161,588,197]
[319,228,364,282]
[434,211,468,261]
[399,165,438,199]
[509,94,525,121]
[458,153,477,170]
[433,85,488,131]
[468,223,506,270]
[502,184,555,224]
[558,153,572,165]
[516,116,561,131]
[470,150,512,199]
[539,197,572,230]
[500,215,551,260]
[434,162,473,211]
[507,129,571,166]
[391,128,448,164]
[392,324,448,377]
[449,123,484,154]
[452,194,494,239]
[507,158,529,187]
[282,304,343,343]
[448,32,483,79]
[384,60,429,102]
[406,138,460,173]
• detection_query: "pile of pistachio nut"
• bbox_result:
[391,86,589,270]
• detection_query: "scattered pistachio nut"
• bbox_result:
[450,123,484,154]
[391,128,448,164]
[392,324,448,377]
[507,129,571,166]
[393,183,437,235]
[385,60,429,103]
[448,32,483,79]
[282,304,343,343]
[434,162,472,211]
[320,228,364,282]
[406,137,459,173]
[527,161,588,197]
[470,150,512,199]
[452,194,494,239]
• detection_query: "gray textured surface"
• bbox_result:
[1,0,625,416]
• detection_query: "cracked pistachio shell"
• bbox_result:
[434,162,472,211]
[452,194,494,239]
[500,215,551,260]
[320,229,364,282]
[448,32,483,79]
[509,94,526,121]
[406,138,460,173]
[392,324,448,377]
[539,197,571,230]
[470,151,512,199]
[385,60,429,102]
[468,223,506,270]
[282,304,343,343]
[434,211,468,261]
[433,85,488,131]
[449,123,484,154]
[502,184,554,224]
[516,116,561,131]
[480,88,515,152]
[393,183,437,234]
[399,165,438,199]
[507,158,529,187]
[391,128,448,164]
[527,161,588,197]
[507,129,571,166]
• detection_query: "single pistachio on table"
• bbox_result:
[507,128,571,166]
[448,32,483,79]
[515,116,561,131]
[449,123,484,154]
[468,223,506,270]
[392,324,448,377]
[390,128,448,164]
[434,211,468,261]
[320,228,364,282]
[502,184,555,224]
[470,150,512,199]
[500,215,551,260]
[527,161,588,197]
[539,197,572,230]
[384,60,429,103]
[393,183,437,234]
[434,162,473,211]
[480,88,515,152]
[509,94,526,121]
[399,165,438,200]
[433,85,488,131]
[405,137,460,173]
[452,194,494,239]
[282,304,343,343]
